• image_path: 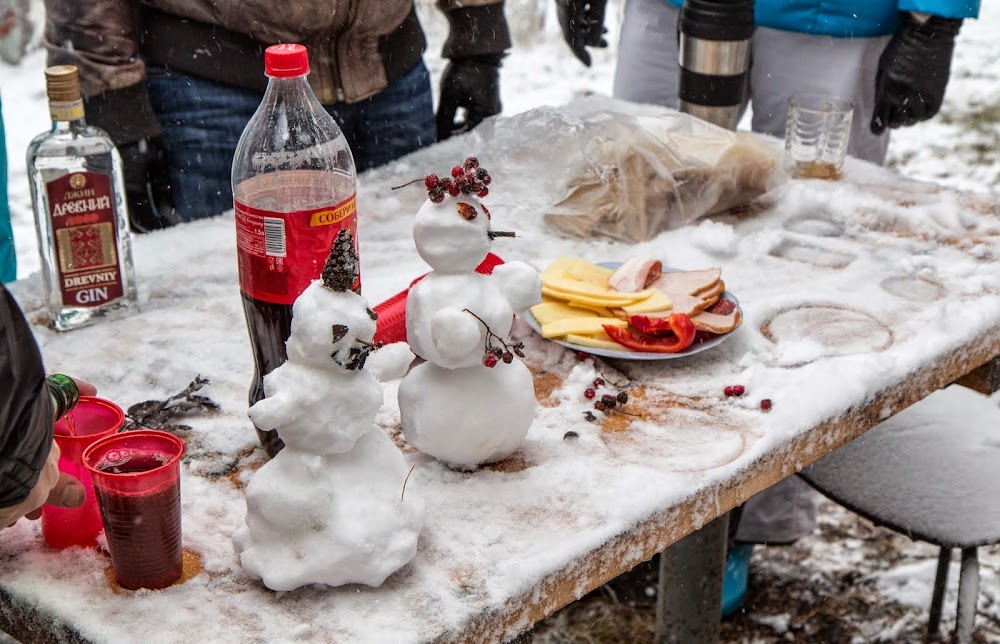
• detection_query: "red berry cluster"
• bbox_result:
[425,157,492,204]
[583,379,632,420]
[723,384,745,397]
[464,308,525,369]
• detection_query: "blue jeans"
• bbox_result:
[146,61,436,221]
[0,95,15,283]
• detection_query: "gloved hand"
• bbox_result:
[870,12,962,134]
[436,56,502,140]
[556,0,608,67]
[117,138,178,233]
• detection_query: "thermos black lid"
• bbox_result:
[679,0,755,41]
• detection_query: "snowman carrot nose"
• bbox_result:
[488,230,516,240]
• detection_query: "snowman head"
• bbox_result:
[412,157,517,274]
[413,196,492,273]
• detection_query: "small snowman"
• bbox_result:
[399,157,542,469]
[234,230,424,592]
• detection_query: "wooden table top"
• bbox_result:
[2,102,999,644]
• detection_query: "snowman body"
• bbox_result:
[399,191,541,469]
[234,273,424,591]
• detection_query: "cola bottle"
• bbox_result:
[232,44,358,456]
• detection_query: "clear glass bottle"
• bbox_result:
[26,65,138,331]
[232,44,357,456]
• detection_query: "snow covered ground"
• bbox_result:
[1,2,999,642]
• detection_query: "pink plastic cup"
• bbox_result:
[41,397,124,549]
[83,430,185,590]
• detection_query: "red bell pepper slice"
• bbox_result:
[629,315,677,337]
[604,313,697,353]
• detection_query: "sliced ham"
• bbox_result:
[691,306,742,334]
[609,258,663,293]
[652,268,721,296]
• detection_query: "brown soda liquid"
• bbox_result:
[241,295,292,457]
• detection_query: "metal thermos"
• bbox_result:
[677,0,754,131]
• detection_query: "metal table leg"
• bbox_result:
[655,512,729,643]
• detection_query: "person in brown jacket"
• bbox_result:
[42,1,511,230]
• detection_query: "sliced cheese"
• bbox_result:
[541,258,613,286]
[620,289,673,315]
[540,295,612,317]
[529,301,598,325]
[564,263,614,286]
[541,317,628,339]
[565,333,632,352]
[542,274,653,302]
[542,286,646,308]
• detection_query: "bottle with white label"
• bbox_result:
[232,44,358,456]
[26,65,138,331]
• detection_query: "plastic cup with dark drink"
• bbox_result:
[83,430,185,590]
[41,396,123,549]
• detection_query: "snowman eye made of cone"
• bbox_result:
[456,202,477,221]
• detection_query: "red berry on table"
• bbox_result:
[617,391,628,404]
[601,394,617,407]
[476,167,489,181]
[760,398,773,411]
[448,183,460,197]
[429,190,445,204]
[502,351,514,364]
[477,188,489,198]
[463,156,480,170]
[724,386,734,397]
[584,388,596,399]
[424,173,439,190]
[483,353,498,368]
[732,385,745,397]
[451,165,464,178]
[482,174,492,185]
[594,401,607,412]
[593,378,604,388]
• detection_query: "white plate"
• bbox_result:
[521,263,741,361]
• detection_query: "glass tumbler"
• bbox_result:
[785,94,854,179]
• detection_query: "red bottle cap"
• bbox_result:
[264,44,310,78]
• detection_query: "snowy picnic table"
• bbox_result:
[2,101,1000,643]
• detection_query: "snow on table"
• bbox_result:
[2,99,1000,644]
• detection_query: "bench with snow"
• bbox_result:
[800,384,1000,644]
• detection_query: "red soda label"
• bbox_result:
[45,172,125,308]
[235,194,358,305]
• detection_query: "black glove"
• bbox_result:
[870,12,962,134]
[556,0,608,67]
[436,56,502,140]
[117,138,179,233]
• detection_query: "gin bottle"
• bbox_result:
[26,65,138,331]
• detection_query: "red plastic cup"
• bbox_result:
[41,397,124,549]
[83,431,185,590]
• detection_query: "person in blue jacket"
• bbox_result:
[556,0,980,617]
[0,95,15,284]
[0,9,18,283]
[557,0,980,165]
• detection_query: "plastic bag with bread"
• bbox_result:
[543,104,781,243]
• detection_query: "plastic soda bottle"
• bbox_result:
[232,44,358,456]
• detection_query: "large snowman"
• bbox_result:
[399,158,542,469]
[234,230,424,592]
